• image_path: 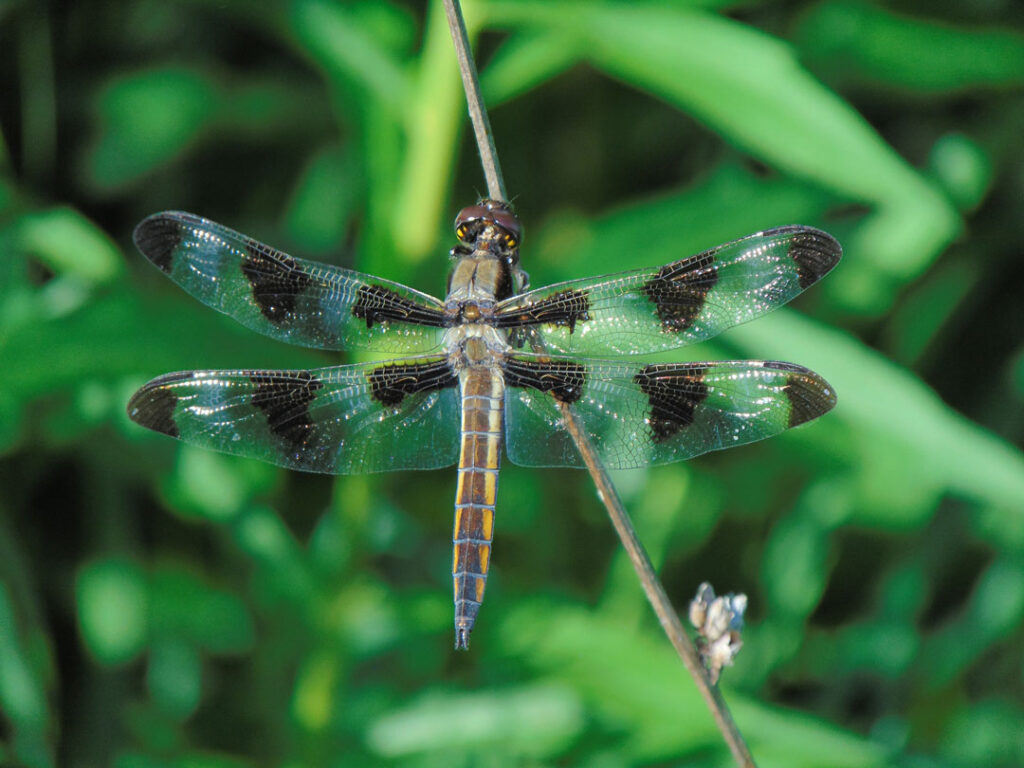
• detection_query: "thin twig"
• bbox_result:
[442,0,506,200]
[556,404,755,767]
[440,1,755,765]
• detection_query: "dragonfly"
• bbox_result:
[127,200,840,649]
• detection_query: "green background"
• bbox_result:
[1,1,1022,766]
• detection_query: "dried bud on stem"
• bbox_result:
[689,582,747,684]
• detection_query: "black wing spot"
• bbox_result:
[497,289,591,334]
[352,285,448,330]
[240,240,313,325]
[133,214,185,274]
[128,371,198,437]
[642,252,719,333]
[782,227,842,290]
[367,360,457,407]
[762,361,837,428]
[504,357,587,404]
[761,361,808,374]
[250,371,323,449]
[634,365,709,442]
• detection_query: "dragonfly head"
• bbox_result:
[454,199,522,260]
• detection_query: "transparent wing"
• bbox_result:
[503,354,836,468]
[128,356,460,474]
[495,226,840,356]
[135,212,447,353]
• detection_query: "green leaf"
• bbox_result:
[366,684,584,757]
[289,0,408,115]
[921,558,1024,688]
[488,1,961,289]
[388,0,465,264]
[499,600,887,765]
[17,207,122,284]
[488,3,933,202]
[87,67,218,189]
[215,77,333,140]
[150,567,254,655]
[230,506,312,604]
[928,133,993,211]
[0,584,49,732]
[77,558,148,665]
[147,637,202,719]
[797,1,1024,93]
[284,143,359,254]
[762,512,831,619]
[291,650,341,732]
[881,259,977,366]
[164,446,272,523]
[481,29,583,106]
[940,698,1024,767]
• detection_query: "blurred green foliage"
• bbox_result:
[1,1,1022,766]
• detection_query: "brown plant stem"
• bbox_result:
[442,0,506,201]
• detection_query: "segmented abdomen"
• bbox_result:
[452,367,504,649]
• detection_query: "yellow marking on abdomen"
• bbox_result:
[456,467,498,507]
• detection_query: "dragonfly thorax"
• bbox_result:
[447,250,520,303]
[446,322,509,368]
[448,200,527,304]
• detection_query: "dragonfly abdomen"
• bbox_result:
[452,367,504,649]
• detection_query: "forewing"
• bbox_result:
[504,355,836,468]
[495,226,840,356]
[127,357,459,474]
[135,212,447,353]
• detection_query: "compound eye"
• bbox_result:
[490,208,522,245]
[454,200,523,246]
[454,204,489,243]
